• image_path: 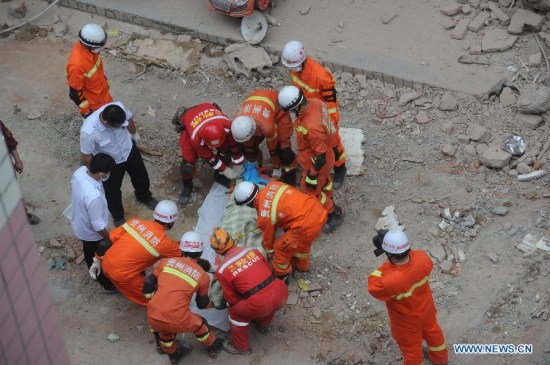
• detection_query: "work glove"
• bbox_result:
[131,132,141,144]
[221,166,240,180]
[89,257,102,280]
[272,168,282,179]
[197,258,212,273]
[305,172,318,189]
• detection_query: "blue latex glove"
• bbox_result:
[243,162,269,185]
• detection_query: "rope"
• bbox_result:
[0,0,61,35]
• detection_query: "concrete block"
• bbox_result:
[468,11,490,32]
[482,29,517,52]
[467,123,491,142]
[223,43,273,78]
[339,128,365,176]
[487,2,510,24]
[509,9,544,34]
[480,147,512,168]
[469,43,482,55]
[444,18,457,29]
[441,1,462,16]
[529,53,542,66]
[286,293,299,305]
[451,18,470,39]
[516,113,543,129]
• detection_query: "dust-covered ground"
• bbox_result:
[1,4,549,365]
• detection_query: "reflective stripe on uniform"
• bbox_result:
[218,248,253,273]
[323,181,333,191]
[196,330,211,342]
[162,266,198,287]
[246,96,276,111]
[270,185,289,225]
[392,276,429,300]
[266,132,278,142]
[294,253,309,259]
[295,125,308,135]
[160,340,174,347]
[79,100,89,109]
[337,151,346,161]
[228,316,249,327]
[212,159,223,170]
[371,270,382,278]
[291,74,319,94]
[320,192,327,205]
[84,56,102,78]
[428,343,447,352]
[122,223,160,257]
[328,107,337,114]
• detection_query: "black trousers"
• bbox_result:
[82,240,115,290]
[103,143,152,220]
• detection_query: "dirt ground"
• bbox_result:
[1,3,549,365]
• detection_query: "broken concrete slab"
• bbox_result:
[398,91,421,106]
[517,84,550,113]
[480,147,513,168]
[430,245,447,262]
[451,18,470,39]
[508,9,544,34]
[441,143,457,156]
[468,11,490,32]
[529,52,542,66]
[375,205,404,231]
[440,91,459,111]
[339,127,365,176]
[500,87,517,108]
[441,1,462,16]
[286,293,299,305]
[444,18,457,29]
[223,43,273,78]
[131,37,204,71]
[482,29,518,52]
[488,2,511,24]
[516,113,543,129]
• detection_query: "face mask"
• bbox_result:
[91,47,102,54]
[101,173,111,182]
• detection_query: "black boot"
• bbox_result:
[276,274,289,286]
[179,180,193,206]
[280,168,297,186]
[323,205,344,234]
[208,337,224,358]
[152,332,163,354]
[168,340,190,364]
[333,164,347,190]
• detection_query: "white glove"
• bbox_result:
[89,257,102,280]
[221,166,240,180]
[272,168,282,178]
[131,132,141,144]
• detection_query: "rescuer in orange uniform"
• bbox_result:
[367,229,448,365]
[281,40,347,189]
[233,181,327,281]
[144,231,224,364]
[210,228,288,355]
[66,24,113,118]
[93,200,182,307]
[278,85,344,234]
[231,89,297,185]
[172,102,245,205]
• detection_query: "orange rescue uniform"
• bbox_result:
[367,250,448,365]
[66,41,112,116]
[235,89,294,168]
[291,57,346,167]
[147,257,216,354]
[294,98,335,213]
[255,181,327,276]
[102,218,181,307]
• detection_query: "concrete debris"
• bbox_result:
[517,113,543,130]
[508,9,544,34]
[312,307,322,319]
[439,91,459,111]
[499,0,513,7]
[464,144,477,157]
[467,123,491,142]
[492,206,509,216]
[441,143,457,156]
[462,4,472,14]
[468,11,490,32]
[487,2,511,24]
[488,253,499,263]
[66,248,76,262]
[53,21,68,38]
[26,109,42,120]
[415,111,430,124]
[132,38,204,71]
[516,162,533,174]
[147,105,156,117]
[440,260,453,273]
[457,249,466,263]
[439,220,450,231]
[339,128,365,176]
[48,239,64,248]
[381,12,398,24]
[430,245,447,262]
[444,18,457,29]
[355,74,369,89]
[480,147,512,168]
[441,1,462,16]
[460,214,476,228]
[482,29,518,52]
[469,43,482,55]
[375,205,404,231]
[517,84,550,113]
[499,87,517,108]
[398,91,421,106]
[223,43,273,78]
[107,333,120,342]
[518,233,550,253]
[299,7,311,15]
[528,53,542,66]
[286,293,299,305]
[451,18,470,40]
[8,2,26,19]
[518,169,546,181]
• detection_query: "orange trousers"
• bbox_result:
[272,224,324,276]
[299,165,334,214]
[103,271,147,307]
[390,314,448,365]
[148,315,215,354]
[330,114,346,168]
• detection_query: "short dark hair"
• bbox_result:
[389,249,410,262]
[183,251,202,259]
[102,105,126,126]
[89,153,116,173]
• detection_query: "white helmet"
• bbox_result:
[179,231,204,252]
[231,116,257,143]
[79,23,107,48]
[382,229,410,254]
[153,200,179,223]
[278,86,304,112]
[234,181,259,206]
[281,40,306,68]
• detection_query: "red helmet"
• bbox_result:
[201,123,226,148]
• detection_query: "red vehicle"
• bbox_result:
[205,0,271,17]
